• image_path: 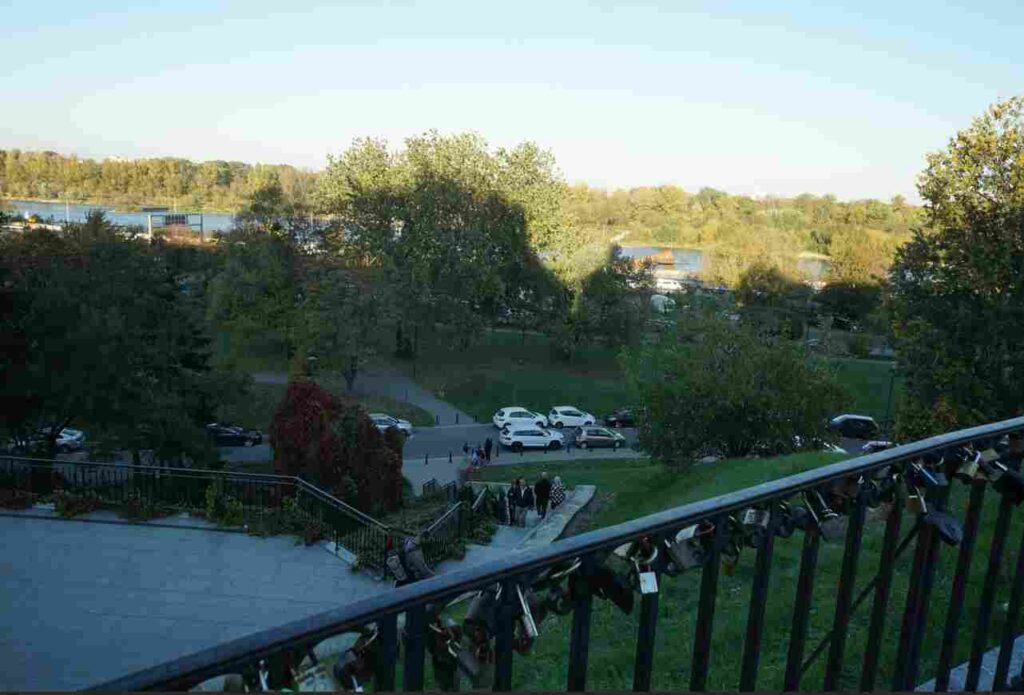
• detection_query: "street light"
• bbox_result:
[884,361,899,427]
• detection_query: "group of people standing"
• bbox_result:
[466,437,494,467]
[507,472,566,526]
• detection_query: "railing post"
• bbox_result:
[494,579,518,691]
[375,613,398,691]
[993,521,1024,690]
[567,556,596,691]
[823,492,868,690]
[403,604,427,692]
[936,478,987,690]
[859,489,906,691]
[783,526,821,691]
[966,493,1017,690]
[632,563,660,692]
[691,516,726,691]
[739,507,779,691]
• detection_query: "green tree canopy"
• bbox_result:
[623,313,848,466]
[891,96,1024,437]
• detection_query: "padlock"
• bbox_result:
[991,464,1024,505]
[910,462,948,488]
[516,584,540,639]
[954,450,981,483]
[464,587,499,637]
[806,490,847,542]
[664,526,707,572]
[921,507,964,546]
[385,549,408,583]
[906,491,928,514]
[570,562,634,614]
[774,503,797,538]
[855,477,881,508]
[544,584,573,616]
[721,540,741,576]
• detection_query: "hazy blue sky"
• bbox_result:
[2,0,1021,200]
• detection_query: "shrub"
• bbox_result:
[623,312,849,468]
[269,381,402,514]
[53,491,102,518]
[203,484,245,527]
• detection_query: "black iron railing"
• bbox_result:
[78,416,1024,691]
[0,456,390,569]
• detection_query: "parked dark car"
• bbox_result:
[206,423,262,447]
[828,414,880,439]
[604,408,635,428]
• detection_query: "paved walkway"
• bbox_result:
[0,512,384,690]
[0,484,596,691]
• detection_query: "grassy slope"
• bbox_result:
[469,455,1024,691]
[408,329,897,425]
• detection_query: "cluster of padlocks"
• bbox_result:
[199,434,1024,692]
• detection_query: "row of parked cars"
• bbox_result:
[492,405,633,452]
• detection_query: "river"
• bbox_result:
[4,199,236,233]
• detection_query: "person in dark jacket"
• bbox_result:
[484,437,493,462]
[507,480,524,526]
[519,478,535,526]
[534,472,552,519]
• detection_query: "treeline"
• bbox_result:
[567,184,920,284]
[0,149,317,212]
[1,145,921,285]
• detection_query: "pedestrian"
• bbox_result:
[550,475,567,509]
[507,479,524,526]
[470,447,480,467]
[565,426,576,453]
[520,478,535,526]
[484,437,493,462]
[534,472,552,519]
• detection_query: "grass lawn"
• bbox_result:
[216,380,435,432]
[405,328,900,426]
[465,454,1024,691]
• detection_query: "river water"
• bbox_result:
[4,199,236,233]
[618,246,705,273]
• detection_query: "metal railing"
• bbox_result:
[0,456,390,569]
[76,416,1024,691]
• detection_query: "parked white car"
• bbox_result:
[369,413,413,437]
[547,406,596,428]
[493,407,548,430]
[499,427,564,452]
[6,426,86,453]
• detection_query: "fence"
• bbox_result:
[86,415,1024,692]
[0,456,390,570]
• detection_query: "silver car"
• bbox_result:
[370,413,413,437]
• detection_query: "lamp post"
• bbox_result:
[884,361,899,428]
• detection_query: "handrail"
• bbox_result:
[2,455,380,529]
[424,501,463,536]
[1,455,297,482]
[88,414,1024,691]
[294,479,389,531]
[472,487,487,512]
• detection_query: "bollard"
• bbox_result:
[449,451,452,463]
[435,414,439,425]
[425,453,429,465]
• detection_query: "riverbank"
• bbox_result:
[2,196,240,215]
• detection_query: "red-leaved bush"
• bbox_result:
[269,380,402,514]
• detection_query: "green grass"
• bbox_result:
[216,380,435,432]
[465,454,1024,691]
[830,357,904,424]
[406,328,900,425]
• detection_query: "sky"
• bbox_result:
[2,0,1022,201]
